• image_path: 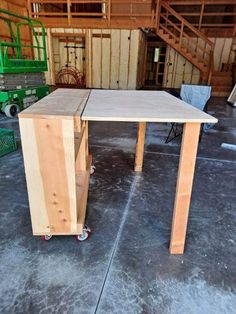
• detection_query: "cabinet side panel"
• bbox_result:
[33,118,77,234]
[19,118,50,235]
[62,119,77,233]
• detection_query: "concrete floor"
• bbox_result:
[0,96,236,313]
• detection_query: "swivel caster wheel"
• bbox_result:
[90,165,96,175]
[41,234,52,241]
[75,225,91,242]
[84,224,91,233]
[5,104,20,118]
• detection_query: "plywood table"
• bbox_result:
[19,89,92,241]
[82,90,218,254]
[19,88,217,254]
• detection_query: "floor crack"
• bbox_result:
[94,175,140,313]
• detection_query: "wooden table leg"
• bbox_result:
[134,122,146,172]
[169,123,201,254]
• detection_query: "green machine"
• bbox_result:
[0,8,49,117]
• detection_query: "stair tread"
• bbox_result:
[154,2,216,74]
[213,72,232,76]
[157,30,210,73]
[155,1,215,74]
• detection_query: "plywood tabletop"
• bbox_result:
[19,88,91,119]
[82,90,218,123]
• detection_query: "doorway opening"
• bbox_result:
[144,36,167,89]
[52,33,86,88]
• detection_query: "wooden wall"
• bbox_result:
[49,28,86,86]
[163,37,235,89]
[0,0,28,16]
[28,0,155,29]
[36,25,235,92]
[163,47,201,88]
[87,29,140,89]
[211,37,235,71]
[0,0,32,58]
[136,31,146,89]
[28,0,236,31]
[43,28,142,89]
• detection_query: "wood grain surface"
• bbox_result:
[82,90,218,123]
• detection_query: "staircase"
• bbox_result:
[211,71,233,96]
[155,1,215,84]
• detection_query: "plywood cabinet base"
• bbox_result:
[19,89,91,238]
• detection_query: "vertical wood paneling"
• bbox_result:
[192,67,200,84]
[47,29,55,85]
[110,29,120,89]
[136,31,147,89]
[209,37,233,71]
[221,39,233,68]
[174,53,185,87]
[128,30,139,89]
[43,28,236,90]
[213,38,225,71]
[164,46,200,89]
[119,30,130,89]
[101,30,111,89]
[92,30,102,88]
[62,119,77,233]
[183,60,192,84]
[19,118,50,235]
[33,118,76,234]
[163,45,170,87]
[53,36,60,74]
[86,29,91,87]
[163,36,234,89]
[166,48,175,88]
[42,28,142,89]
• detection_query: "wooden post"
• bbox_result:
[108,0,111,27]
[151,1,154,27]
[134,122,146,172]
[27,0,32,18]
[198,1,205,31]
[76,122,88,173]
[207,50,213,85]
[226,26,235,67]
[156,0,161,30]
[67,0,71,27]
[142,40,148,87]
[179,22,184,47]
[169,123,201,254]
[47,29,56,85]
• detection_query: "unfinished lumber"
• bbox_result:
[82,89,217,254]
[169,123,201,254]
[82,90,218,123]
[19,88,218,254]
[135,122,147,172]
[19,89,91,238]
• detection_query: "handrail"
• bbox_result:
[155,0,215,81]
[160,11,212,59]
[160,1,214,49]
[160,12,182,34]
[159,24,179,43]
